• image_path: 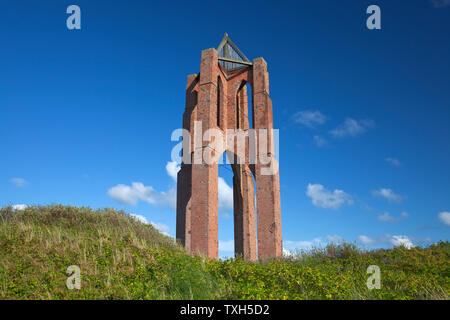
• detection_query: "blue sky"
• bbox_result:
[1,1,449,257]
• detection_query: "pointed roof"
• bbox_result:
[217,33,252,72]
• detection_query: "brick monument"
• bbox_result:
[176,34,282,261]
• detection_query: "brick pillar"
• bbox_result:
[252,57,282,260]
[230,81,257,262]
[189,49,219,258]
[233,163,257,261]
[190,163,218,257]
[176,74,198,252]
[176,164,191,250]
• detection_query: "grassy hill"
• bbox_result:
[0,205,448,300]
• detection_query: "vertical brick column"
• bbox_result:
[233,163,257,261]
[218,75,228,130]
[176,74,198,252]
[176,164,191,250]
[190,163,218,257]
[236,84,249,129]
[190,49,219,258]
[252,58,283,260]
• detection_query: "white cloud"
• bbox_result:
[358,234,414,249]
[130,214,170,235]
[377,212,393,222]
[10,178,28,188]
[292,110,327,128]
[438,211,450,226]
[284,238,324,251]
[385,157,402,167]
[372,188,403,202]
[218,177,233,211]
[327,234,344,243]
[377,211,409,223]
[162,188,177,209]
[330,118,375,138]
[107,182,176,209]
[358,235,376,245]
[283,248,295,257]
[389,235,414,249]
[431,0,450,8]
[109,160,234,212]
[108,182,158,205]
[399,212,410,219]
[130,213,148,224]
[150,222,170,235]
[12,204,28,211]
[306,183,353,210]
[313,135,327,147]
[219,240,234,252]
[166,161,180,182]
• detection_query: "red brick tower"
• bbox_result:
[176,34,282,261]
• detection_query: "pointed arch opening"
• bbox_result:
[217,149,257,261]
[235,81,254,130]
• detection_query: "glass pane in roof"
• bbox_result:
[218,42,248,72]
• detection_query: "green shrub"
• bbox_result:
[0,205,448,300]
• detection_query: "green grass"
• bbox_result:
[0,205,448,300]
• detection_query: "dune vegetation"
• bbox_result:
[0,205,448,300]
